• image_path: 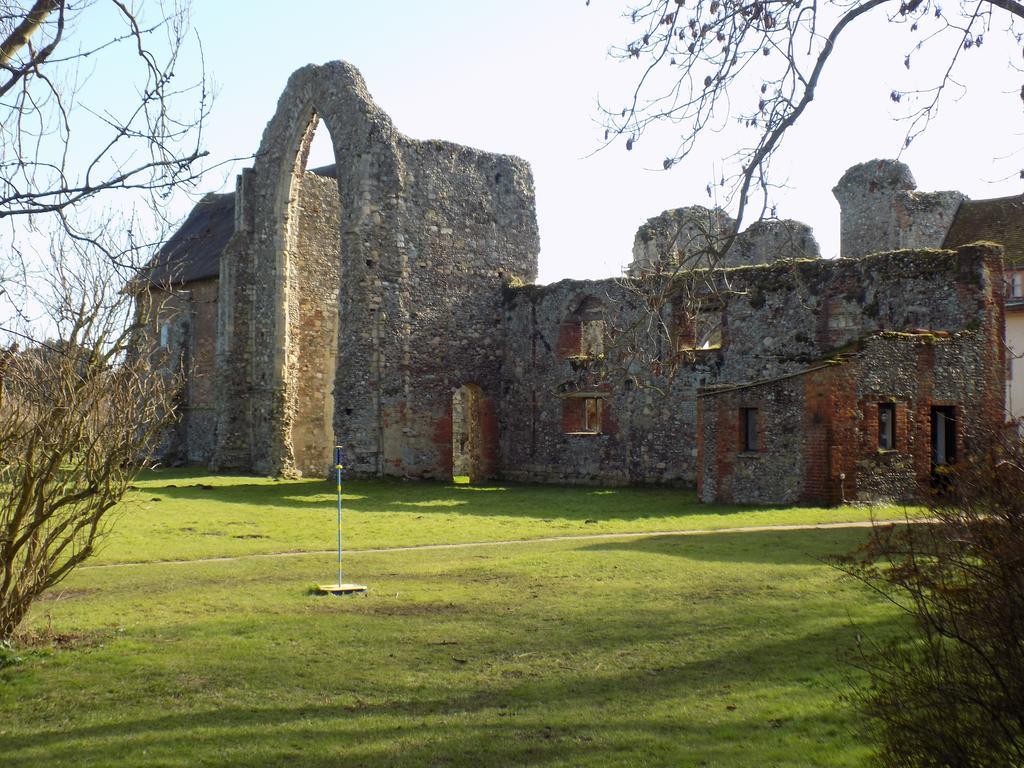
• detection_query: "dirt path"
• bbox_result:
[82,517,927,571]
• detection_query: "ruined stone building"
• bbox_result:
[139,61,1011,505]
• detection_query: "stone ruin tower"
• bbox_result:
[832,159,966,258]
[628,206,820,274]
[212,61,540,478]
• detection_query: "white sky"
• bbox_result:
[86,1,1024,283]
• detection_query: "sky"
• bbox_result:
[80,1,1024,283]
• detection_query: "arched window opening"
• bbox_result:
[673,299,724,352]
[287,113,342,476]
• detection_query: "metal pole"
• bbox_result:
[335,445,343,587]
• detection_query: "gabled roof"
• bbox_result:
[142,192,235,287]
[943,194,1024,267]
[140,165,338,288]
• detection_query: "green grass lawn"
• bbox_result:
[0,471,910,767]
[95,467,922,565]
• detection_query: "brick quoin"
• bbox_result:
[432,404,454,478]
[715,399,737,502]
[479,394,500,479]
[802,370,832,504]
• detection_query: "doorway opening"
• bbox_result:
[452,384,486,483]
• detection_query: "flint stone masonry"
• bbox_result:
[630,207,820,273]
[697,324,1005,505]
[139,277,219,465]
[501,279,705,486]
[287,171,341,476]
[502,244,1004,489]
[211,61,538,478]
[138,60,1008,504]
[833,159,966,259]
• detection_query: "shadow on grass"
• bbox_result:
[0,611,898,767]
[137,471,815,527]
[581,527,876,566]
[0,707,860,768]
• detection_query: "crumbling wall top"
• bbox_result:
[832,158,916,202]
[629,206,819,273]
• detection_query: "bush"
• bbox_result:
[839,431,1024,767]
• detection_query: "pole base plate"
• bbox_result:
[316,583,368,596]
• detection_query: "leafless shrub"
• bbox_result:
[0,1,209,641]
[836,428,1024,767]
[0,248,180,642]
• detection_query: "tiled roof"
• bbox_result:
[943,194,1024,267]
[140,164,337,287]
[141,192,235,286]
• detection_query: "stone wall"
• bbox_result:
[500,280,713,485]
[630,208,820,274]
[286,171,341,476]
[715,245,999,382]
[833,159,965,259]
[697,327,1004,505]
[211,61,538,479]
[381,136,537,480]
[696,369,814,505]
[140,277,219,464]
[143,62,1007,506]
[503,244,1005,491]
[730,219,820,266]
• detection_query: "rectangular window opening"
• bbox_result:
[583,397,603,433]
[878,403,896,450]
[580,319,606,357]
[931,406,957,468]
[675,302,724,352]
[563,396,605,435]
[740,407,759,452]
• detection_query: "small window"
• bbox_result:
[676,304,724,351]
[559,296,605,358]
[562,395,605,434]
[1012,272,1023,298]
[580,318,606,357]
[740,407,759,452]
[159,322,170,349]
[583,397,602,433]
[931,406,957,467]
[878,403,896,450]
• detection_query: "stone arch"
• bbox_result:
[283,118,341,476]
[213,60,539,480]
[214,61,404,476]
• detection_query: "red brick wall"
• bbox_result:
[479,392,500,480]
[802,369,833,504]
[556,321,581,358]
[432,403,454,478]
[561,398,583,433]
